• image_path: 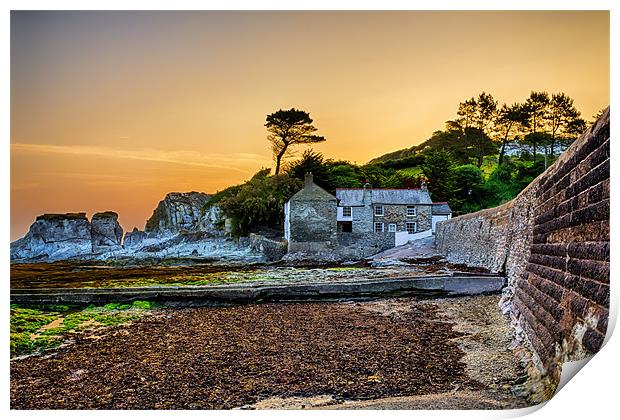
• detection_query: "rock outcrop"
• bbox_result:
[90,212,123,253]
[122,191,223,251]
[248,234,288,261]
[123,227,148,248]
[11,213,93,261]
[145,192,214,235]
[10,192,253,263]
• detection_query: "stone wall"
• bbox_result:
[337,232,396,260]
[249,234,288,261]
[287,199,338,253]
[414,205,432,232]
[435,109,610,400]
[373,204,432,232]
[351,204,373,234]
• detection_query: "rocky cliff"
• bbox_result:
[144,192,215,235]
[121,191,224,250]
[11,213,94,261]
[123,227,148,248]
[90,212,124,253]
[10,192,258,263]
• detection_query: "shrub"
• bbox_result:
[217,169,302,236]
[131,300,153,310]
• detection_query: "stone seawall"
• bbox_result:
[435,109,610,400]
[337,231,396,260]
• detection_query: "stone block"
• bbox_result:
[582,328,605,353]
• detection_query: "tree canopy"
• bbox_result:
[211,169,302,236]
[265,108,326,175]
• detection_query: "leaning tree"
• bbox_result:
[265,108,326,175]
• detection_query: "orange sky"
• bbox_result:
[10,11,609,240]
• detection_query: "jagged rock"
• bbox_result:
[248,234,288,261]
[198,205,223,233]
[10,191,260,263]
[139,231,216,253]
[125,233,265,263]
[123,227,147,248]
[145,192,215,235]
[91,211,123,253]
[10,213,92,261]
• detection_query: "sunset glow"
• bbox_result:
[11,11,609,240]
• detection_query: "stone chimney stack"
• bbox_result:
[363,182,372,205]
[304,172,314,188]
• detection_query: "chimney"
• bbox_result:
[421,181,428,192]
[363,182,372,205]
[304,172,314,188]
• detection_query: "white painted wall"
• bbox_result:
[336,206,354,221]
[395,229,432,246]
[432,214,451,233]
[395,231,409,246]
[284,201,290,241]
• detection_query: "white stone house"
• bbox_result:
[335,185,439,246]
[284,174,453,257]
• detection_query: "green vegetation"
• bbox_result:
[10,301,157,356]
[324,267,364,272]
[205,94,594,234]
[207,169,303,236]
[131,300,153,309]
[366,91,591,214]
[266,108,326,175]
[396,167,423,178]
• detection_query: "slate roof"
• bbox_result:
[290,182,336,202]
[432,202,452,215]
[336,188,433,206]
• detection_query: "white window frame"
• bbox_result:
[342,206,352,217]
[374,222,384,233]
[406,222,417,234]
[406,206,416,217]
[374,205,384,216]
[388,223,397,233]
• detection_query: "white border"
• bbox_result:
[3,2,616,420]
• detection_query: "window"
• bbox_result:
[388,223,397,233]
[342,206,352,217]
[374,222,384,233]
[406,206,416,217]
[374,205,384,216]
[406,222,417,234]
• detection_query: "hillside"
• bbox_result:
[368,129,496,167]
[368,138,428,164]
